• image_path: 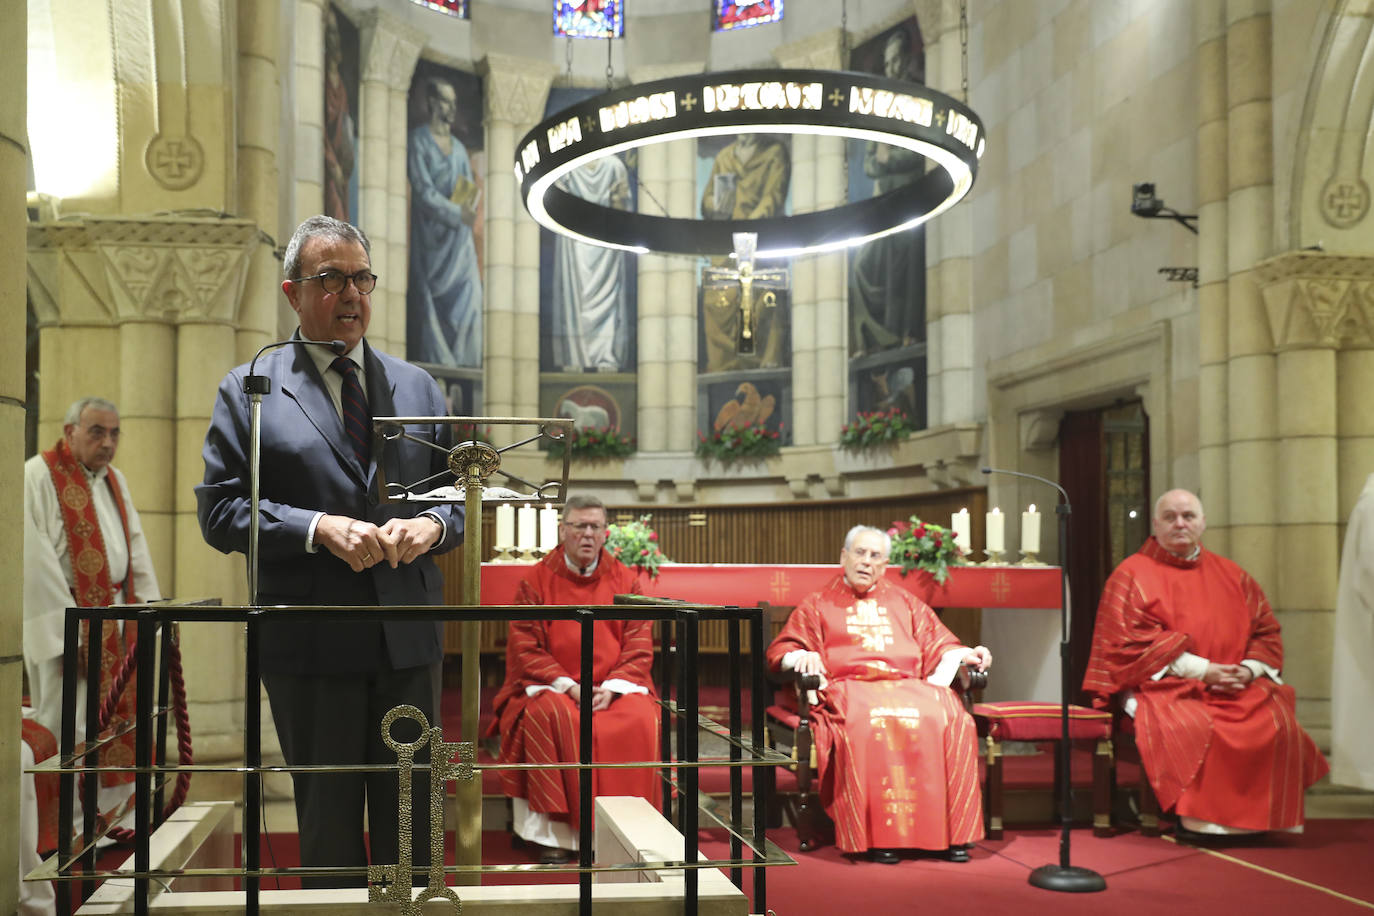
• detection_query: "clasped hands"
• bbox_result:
[319,514,443,573]
[1202,662,1255,694]
[568,683,615,712]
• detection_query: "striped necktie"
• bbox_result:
[331,357,371,468]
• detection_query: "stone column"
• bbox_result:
[1196,0,1231,556]
[480,55,556,439]
[789,133,818,446]
[665,137,698,452]
[1256,252,1374,741]
[28,217,259,767]
[291,0,327,226]
[1,3,25,907]
[920,0,975,428]
[358,14,425,355]
[1223,1,1276,592]
[775,30,845,447]
[236,0,283,359]
[636,141,669,452]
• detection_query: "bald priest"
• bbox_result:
[1083,489,1328,835]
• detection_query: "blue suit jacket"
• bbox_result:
[196,338,464,675]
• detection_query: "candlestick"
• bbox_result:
[494,503,515,550]
[985,507,1005,553]
[516,505,536,552]
[1021,503,1041,554]
[951,508,971,556]
[539,503,559,552]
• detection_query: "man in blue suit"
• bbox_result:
[197,214,464,886]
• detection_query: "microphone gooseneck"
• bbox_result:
[244,336,346,607]
[981,465,1068,507]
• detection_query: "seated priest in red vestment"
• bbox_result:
[765,525,991,865]
[489,495,661,864]
[1083,489,1329,835]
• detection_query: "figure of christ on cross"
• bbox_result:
[702,232,789,357]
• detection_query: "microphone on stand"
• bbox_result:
[982,466,1106,893]
[244,337,346,606]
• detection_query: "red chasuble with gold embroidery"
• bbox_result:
[490,547,659,827]
[41,439,138,788]
[1083,537,1328,830]
[766,575,983,853]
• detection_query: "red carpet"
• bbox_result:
[213,820,1374,914]
[699,820,1374,915]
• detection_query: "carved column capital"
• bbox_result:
[358,8,427,86]
[27,216,259,326]
[480,54,558,125]
[1255,251,1374,350]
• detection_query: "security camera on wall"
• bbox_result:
[1131,182,1163,217]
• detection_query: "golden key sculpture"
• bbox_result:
[368,705,475,914]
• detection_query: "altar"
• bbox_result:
[479,562,1061,610]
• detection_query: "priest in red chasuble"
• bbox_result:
[1083,489,1328,835]
[766,526,991,864]
[490,495,660,863]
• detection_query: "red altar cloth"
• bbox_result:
[479,563,1060,609]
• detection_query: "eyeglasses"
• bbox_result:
[561,522,606,533]
[292,269,378,295]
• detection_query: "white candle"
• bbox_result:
[1021,504,1041,554]
[986,507,1005,553]
[539,503,559,551]
[516,505,536,550]
[951,508,971,555]
[494,503,515,549]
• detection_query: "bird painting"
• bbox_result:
[713,382,776,431]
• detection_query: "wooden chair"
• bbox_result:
[1109,707,1162,836]
[763,657,987,851]
[970,701,1113,839]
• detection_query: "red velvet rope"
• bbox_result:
[81,625,193,845]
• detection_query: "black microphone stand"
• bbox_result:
[243,337,344,605]
[982,466,1106,893]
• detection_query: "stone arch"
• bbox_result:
[1292,0,1374,253]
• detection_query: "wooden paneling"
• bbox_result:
[437,489,989,658]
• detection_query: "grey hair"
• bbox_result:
[282,215,371,281]
[844,524,892,555]
[64,397,118,426]
[563,494,606,517]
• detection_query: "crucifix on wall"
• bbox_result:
[702,232,789,355]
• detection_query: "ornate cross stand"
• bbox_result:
[373,415,573,904]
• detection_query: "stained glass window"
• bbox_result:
[713,0,782,32]
[408,0,468,18]
[554,0,624,39]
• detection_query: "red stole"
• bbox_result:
[41,439,138,786]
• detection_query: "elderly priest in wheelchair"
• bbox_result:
[766,525,992,865]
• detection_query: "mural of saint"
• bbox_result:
[550,157,632,371]
[849,25,926,357]
[407,71,484,368]
[323,6,358,222]
[698,133,791,373]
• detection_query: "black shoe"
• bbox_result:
[537,845,574,864]
[945,845,971,863]
[870,848,901,865]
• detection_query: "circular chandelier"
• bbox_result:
[515,68,985,260]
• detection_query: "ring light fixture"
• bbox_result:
[515,68,985,260]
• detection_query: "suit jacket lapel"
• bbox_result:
[277,344,367,485]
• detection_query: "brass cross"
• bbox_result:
[702,233,789,355]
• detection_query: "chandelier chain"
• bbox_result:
[565,37,573,82]
[606,29,614,88]
[841,0,851,207]
[960,0,970,102]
